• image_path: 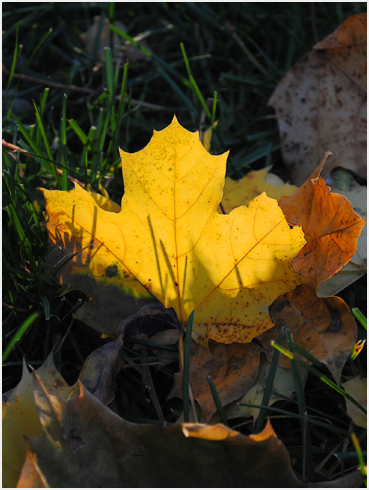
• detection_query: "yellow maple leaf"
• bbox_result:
[41,116,306,346]
[222,167,297,213]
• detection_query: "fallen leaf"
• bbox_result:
[222,167,297,213]
[169,340,263,422]
[2,362,42,488]
[41,116,306,346]
[223,354,308,423]
[279,154,366,292]
[342,377,367,428]
[317,170,367,297]
[17,379,305,488]
[77,335,123,405]
[268,14,367,185]
[259,284,358,384]
[2,340,123,488]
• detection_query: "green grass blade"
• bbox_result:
[211,91,218,127]
[189,75,211,118]
[352,308,367,330]
[254,326,284,433]
[39,87,50,117]
[285,329,314,482]
[2,313,39,363]
[68,119,88,145]
[271,341,367,415]
[60,93,68,189]
[351,433,367,486]
[4,27,19,102]
[183,310,195,423]
[141,347,165,424]
[207,375,228,426]
[33,102,53,161]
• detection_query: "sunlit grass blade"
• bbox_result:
[207,375,228,426]
[211,91,218,128]
[189,75,211,118]
[271,341,367,415]
[180,42,197,103]
[10,112,61,185]
[183,310,195,423]
[2,312,39,362]
[111,62,129,152]
[39,87,49,117]
[351,433,367,486]
[68,119,88,145]
[254,326,284,433]
[352,308,367,329]
[33,102,53,162]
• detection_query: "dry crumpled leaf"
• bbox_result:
[318,169,367,297]
[260,284,358,384]
[169,340,263,422]
[17,378,305,488]
[41,116,306,346]
[223,355,308,423]
[268,13,367,185]
[170,282,357,421]
[2,337,123,488]
[279,154,366,292]
[342,377,367,428]
[222,167,297,213]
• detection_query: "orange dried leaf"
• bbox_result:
[259,284,358,384]
[279,154,366,291]
[41,117,306,346]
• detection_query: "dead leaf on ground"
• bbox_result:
[222,167,297,213]
[41,116,306,347]
[279,154,366,292]
[342,376,367,428]
[318,169,367,297]
[17,379,305,488]
[2,362,43,489]
[2,338,123,488]
[169,340,262,422]
[170,282,356,421]
[268,13,367,185]
[223,355,308,423]
[259,284,358,384]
